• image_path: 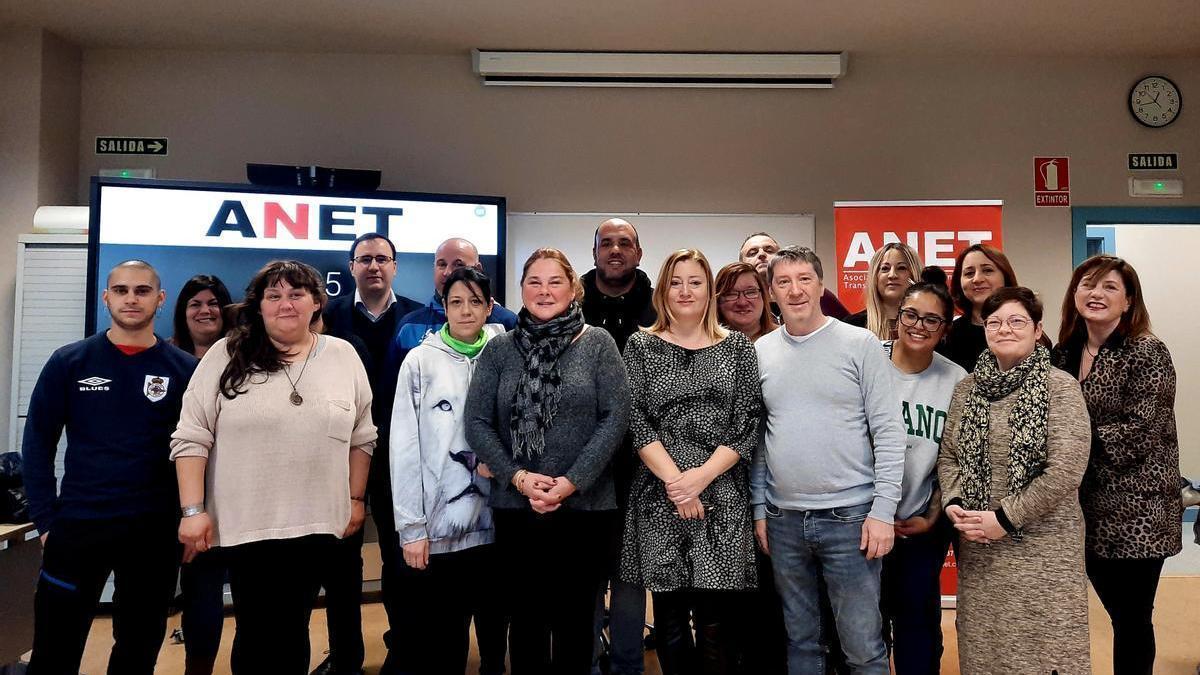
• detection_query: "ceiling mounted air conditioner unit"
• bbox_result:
[471,50,847,89]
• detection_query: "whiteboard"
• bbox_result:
[505,213,814,310]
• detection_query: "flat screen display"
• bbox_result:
[86,177,506,336]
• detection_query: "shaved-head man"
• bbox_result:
[739,232,851,320]
[581,218,657,352]
[580,217,656,675]
[23,260,198,674]
[392,236,518,363]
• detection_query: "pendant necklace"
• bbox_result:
[282,332,316,406]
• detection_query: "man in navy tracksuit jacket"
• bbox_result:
[22,261,197,675]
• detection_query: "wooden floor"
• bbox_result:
[71,576,1200,674]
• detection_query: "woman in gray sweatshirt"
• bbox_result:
[465,248,630,674]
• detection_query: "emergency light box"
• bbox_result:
[85,177,506,336]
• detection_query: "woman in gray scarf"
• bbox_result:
[466,247,630,674]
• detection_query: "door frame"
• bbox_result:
[1072,206,1200,265]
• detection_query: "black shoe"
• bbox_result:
[310,660,366,675]
[310,657,362,675]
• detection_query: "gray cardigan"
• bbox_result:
[465,325,631,511]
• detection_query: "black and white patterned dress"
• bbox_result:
[618,330,762,592]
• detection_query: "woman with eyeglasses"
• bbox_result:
[620,249,763,675]
[937,286,1091,674]
[714,262,778,342]
[1050,255,1181,675]
[711,263,785,672]
[844,243,922,340]
[879,267,965,674]
[940,245,1020,372]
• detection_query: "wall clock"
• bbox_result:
[1129,75,1181,128]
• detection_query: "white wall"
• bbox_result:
[73,51,1200,345]
[1112,224,1200,476]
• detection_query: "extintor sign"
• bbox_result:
[1034,157,1070,207]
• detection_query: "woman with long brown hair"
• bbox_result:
[171,261,376,674]
[940,244,1019,371]
[1052,255,1181,674]
[168,274,233,675]
[620,249,762,675]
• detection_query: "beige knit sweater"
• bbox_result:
[170,335,377,547]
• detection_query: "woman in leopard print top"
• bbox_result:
[1052,255,1182,675]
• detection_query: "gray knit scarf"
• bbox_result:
[957,344,1051,521]
[509,302,584,459]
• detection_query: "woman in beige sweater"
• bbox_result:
[171,261,376,675]
[938,287,1091,675]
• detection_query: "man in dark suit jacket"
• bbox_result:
[316,233,420,675]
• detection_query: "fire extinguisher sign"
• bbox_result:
[1034,156,1070,207]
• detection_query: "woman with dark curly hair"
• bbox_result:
[167,274,233,675]
[169,275,232,359]
[170,261,376,674]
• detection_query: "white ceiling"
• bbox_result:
[2,0,1198,57]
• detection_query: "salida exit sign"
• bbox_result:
[96,136,168,156]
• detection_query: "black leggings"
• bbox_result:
[1086,555,1165,675]
[494,508,616,675]
[651,590,739,675]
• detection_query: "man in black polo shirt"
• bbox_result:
[319,233,420,675]
[22,260,197,675]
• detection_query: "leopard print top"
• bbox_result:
[1052,333,1183,559]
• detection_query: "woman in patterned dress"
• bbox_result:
[1052,255,1182,675]
[620,249,763,675]
[937,286,1092,674]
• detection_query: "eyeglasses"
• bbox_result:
[352,255,394,266]
[984,315,1033,332]
[718,288,762,303]
[897,308,947,331]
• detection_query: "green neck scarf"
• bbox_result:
[439,323,487,357]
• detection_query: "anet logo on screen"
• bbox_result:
[205,200,405,241]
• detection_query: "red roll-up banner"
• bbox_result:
[833,201,1003,313]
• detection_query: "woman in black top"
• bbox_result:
[842,242,921,340]
[169,274,232,675]
[939,244,1019,372]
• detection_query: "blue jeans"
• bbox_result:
[765,501,888,675]
[592,577,646,675]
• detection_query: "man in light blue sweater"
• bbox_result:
[751,246,905,675]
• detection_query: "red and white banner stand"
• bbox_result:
[833,200,1004,314]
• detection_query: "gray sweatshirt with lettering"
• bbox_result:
[751,319,906,524]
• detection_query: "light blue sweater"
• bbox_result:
[751,319,906,524]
